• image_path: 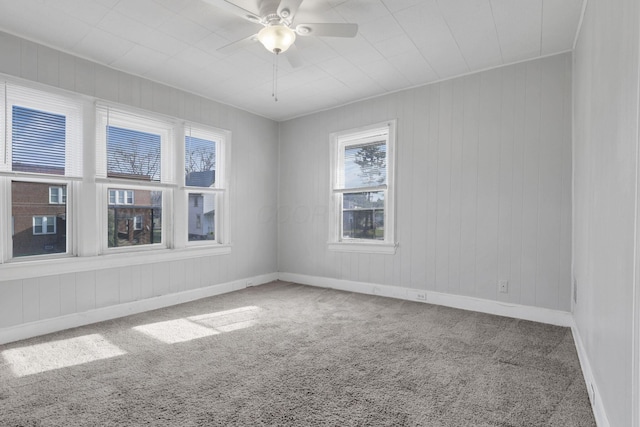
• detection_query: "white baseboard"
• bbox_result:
[571,324,611,427]
[278,272,573,327]
[0,272,278,345]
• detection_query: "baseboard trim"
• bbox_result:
[278,272,573,327]
[571,324,611,427]
[0,272,278,345]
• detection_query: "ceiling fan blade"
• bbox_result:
[295,23,358,38]
[217,34,258,54]
[202,0,262,23]
[284,44,304,68]
[277,0,304,22]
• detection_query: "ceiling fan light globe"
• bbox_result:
[258,25,296,53]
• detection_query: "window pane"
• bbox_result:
[12,106,66,175]
[107,189,162,247]
[45,217,56,233]
[343,142,386,189]
[185,135,216,187]
[107,126,161,181]
[12,181,66,257]
[342,191,384,240]
[188,193,215,241]
[49,187,59,204]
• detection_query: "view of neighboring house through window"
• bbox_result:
[185,128,219,242]
[330,120,396,252]
[12,182,67,257]
[107,188,161,248]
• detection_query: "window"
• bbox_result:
[329,120,397,254]
[33,216,56,235]
[97,107,173,251]
[109,189,134,205]
[184,125,227,245]
[0,84,80,260]
[49,187,66,204]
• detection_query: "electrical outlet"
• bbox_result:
[408,290,427,302]
[246,280,253,287]
[498,280,509,294]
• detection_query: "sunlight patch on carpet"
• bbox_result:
[133,318,221,344]
[132,306,261,344]
[2,334,127,377]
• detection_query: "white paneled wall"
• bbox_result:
[572,0,640,424]
[0,32,279,331]
[278,53,572,311]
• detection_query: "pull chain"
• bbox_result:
[272,53,279,102]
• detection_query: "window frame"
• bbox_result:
[183,123,229,248]
[328,120,397,254]
[96,105,174,254]
[0,81,81,263]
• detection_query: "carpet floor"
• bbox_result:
[0,281,596,426]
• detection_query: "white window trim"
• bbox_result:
[183,123,231,248]
[33,216,56,235]
[133,215,142,231]
[329,120,397,254]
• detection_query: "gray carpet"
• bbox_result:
[0,281,596,426]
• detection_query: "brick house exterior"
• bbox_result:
[11,181,67,257]
[108,189,160,247]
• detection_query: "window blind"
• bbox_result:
[96,105,172,183]
[12,105,66,175]
[107,125,161,181]
[5,83,82,177]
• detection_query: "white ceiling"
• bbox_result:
[0,0,584,121]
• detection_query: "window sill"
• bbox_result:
[0,245,232,281]
[328,242,398,254]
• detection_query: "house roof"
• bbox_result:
[186,170,215,188]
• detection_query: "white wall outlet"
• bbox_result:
[408,290,427,302]
[498,280,509,293]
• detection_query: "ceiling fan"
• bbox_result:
[203,0,358,67]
